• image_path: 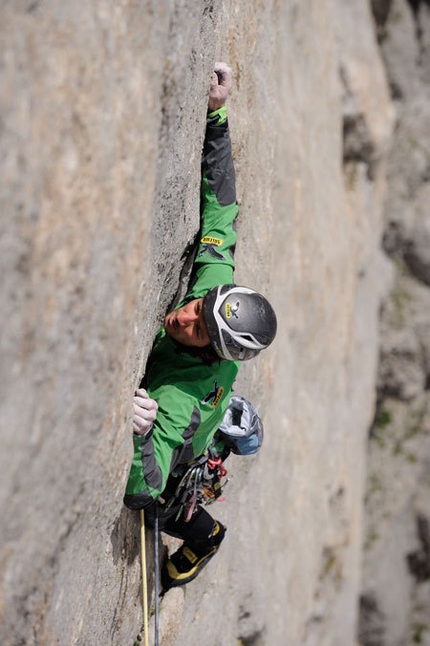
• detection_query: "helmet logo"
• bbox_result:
[226,300,240,319]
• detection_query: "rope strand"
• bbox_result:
[154,504,160,646]
[140,510,149,646]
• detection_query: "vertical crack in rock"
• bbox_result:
[340,65,378,180]
[406,0,430,55]
[358,593,386,646]
[407,513,430,582]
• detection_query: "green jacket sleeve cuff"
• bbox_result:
[207,105,227,124]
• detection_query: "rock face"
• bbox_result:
[0,1,420,645]
[359,2,430,645]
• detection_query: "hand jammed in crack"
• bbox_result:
[208,62,232,111]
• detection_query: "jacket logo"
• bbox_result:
[198,243,226,261]
[201,381,225,408]
[201,236,222,246]
[226,300,240,319]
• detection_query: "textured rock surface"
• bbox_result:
[359,1,430,645]
[0,1,406,645]
[360,274,430,646]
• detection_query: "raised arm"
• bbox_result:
[187,63,239,298]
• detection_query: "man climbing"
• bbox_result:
[124,62,277,589]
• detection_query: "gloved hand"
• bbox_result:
[208,62,232,112]
[132,388,158,435]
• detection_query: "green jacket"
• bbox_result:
[124,107,240,509]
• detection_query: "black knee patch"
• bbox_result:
[123,490,157,510]
[206,518,226,550]
[163,505,226,552]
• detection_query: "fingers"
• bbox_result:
[214,62,231,75]
[208,62,232,111]
[133,388,158,434]
[133,402,157,419]
[213,62,232,89]
[133,415,155,433]
[133,396,158,412]
[135,387,150,399]
[133,419,146,433]
[134,387,157,405]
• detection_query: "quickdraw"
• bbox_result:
[168,453,229,522]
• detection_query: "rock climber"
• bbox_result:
[123,62,277,589]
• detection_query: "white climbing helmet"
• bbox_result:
[203,284,277,361]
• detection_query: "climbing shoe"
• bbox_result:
[161,521,225,589]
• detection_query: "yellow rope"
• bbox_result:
[140,509,150,646]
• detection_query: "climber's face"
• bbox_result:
[164,298,210,348]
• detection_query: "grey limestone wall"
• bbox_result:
[0,1,410,645]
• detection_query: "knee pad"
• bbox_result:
[164,504,226,551]
[206,518,226,550]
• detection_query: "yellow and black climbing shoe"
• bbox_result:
[161,522,225,589]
